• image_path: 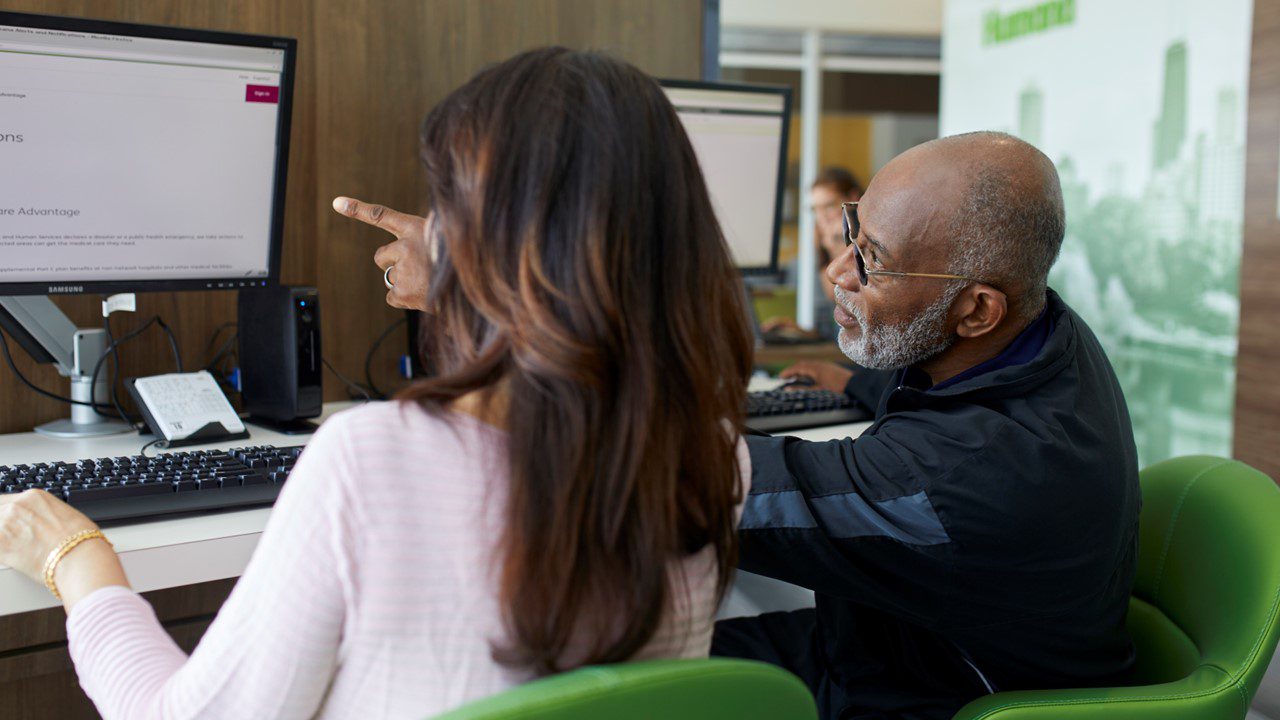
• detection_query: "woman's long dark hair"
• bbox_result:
[399,47,753,675]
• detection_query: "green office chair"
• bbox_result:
[954,455,1280,719]
[433,658,817,720]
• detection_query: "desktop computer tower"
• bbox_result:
[405,310,428,378]
[238,286,322,433]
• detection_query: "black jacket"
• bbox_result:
[740,290,1140,719]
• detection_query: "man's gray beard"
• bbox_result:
[835,284,962,370]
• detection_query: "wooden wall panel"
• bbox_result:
[314,0,706,398]
[0,0,703,433]
[1235,0,1280,479]
[0,579,236,719]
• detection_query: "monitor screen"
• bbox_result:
[0,12,295,295]
[660,80,791,275]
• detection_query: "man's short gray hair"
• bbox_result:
[943,132,1065,320]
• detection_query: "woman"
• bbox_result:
[0,47,753,718]
[809,166,865,274]
[761,167,863,342]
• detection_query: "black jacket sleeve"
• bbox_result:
[739,427,958,629]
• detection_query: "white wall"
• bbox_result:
[1254,650,1280,720]
[721,0,942,36]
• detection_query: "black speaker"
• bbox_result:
[238,285,322,433]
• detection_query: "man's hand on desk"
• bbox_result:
[332,196,433,312]
[0,490,129,611]
[779,361,854,394]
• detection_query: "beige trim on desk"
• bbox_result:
[0,401,872,617]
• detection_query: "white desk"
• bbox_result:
[0,402,872,617]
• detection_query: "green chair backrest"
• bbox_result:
[432,658,818,720]
[954,455,1280,719]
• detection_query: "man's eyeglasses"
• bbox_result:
[841,202,987,287]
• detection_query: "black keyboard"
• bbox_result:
[745,389,870,433]
[0,445,303,524]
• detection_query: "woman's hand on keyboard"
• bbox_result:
[0,489,128,611]
[332,196,433,311]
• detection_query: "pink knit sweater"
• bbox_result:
[67,401,749,719]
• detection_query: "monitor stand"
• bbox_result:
[0,296,134,439]
[36,374,133,438]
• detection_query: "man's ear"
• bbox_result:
[953,285,1007,339]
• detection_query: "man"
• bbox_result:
[713,131,1140,720]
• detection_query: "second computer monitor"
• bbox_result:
[660,80,791,275]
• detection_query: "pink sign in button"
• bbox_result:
[245,84,279,104]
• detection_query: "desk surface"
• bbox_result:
[0,401,871,616]
[754,340,850,368]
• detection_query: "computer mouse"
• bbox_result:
[780,375,816,389]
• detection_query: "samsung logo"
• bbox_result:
[47,285,84,294]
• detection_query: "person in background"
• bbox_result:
[0,47,754,720]
[761,166,864,343]
[809,166,867,279]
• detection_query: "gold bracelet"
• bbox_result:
[42,529,112,601]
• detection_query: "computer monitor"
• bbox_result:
[0,11,295,295]
[659,80,791,275]
[0,11,296,437]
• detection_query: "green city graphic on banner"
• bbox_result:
[943,0,1252,466]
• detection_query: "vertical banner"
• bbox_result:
[943,0,1253,465]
